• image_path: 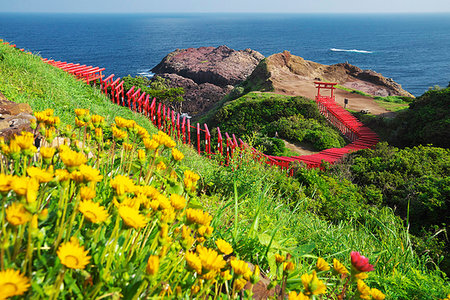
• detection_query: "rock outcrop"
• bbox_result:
[0,92,34,141]
[151,45,264,115]
[255,51,414,98]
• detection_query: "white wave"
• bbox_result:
[136,71,154,78]
[330,48,373,54]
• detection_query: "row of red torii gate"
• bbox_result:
[5,41,379,175]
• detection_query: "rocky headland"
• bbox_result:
[151,45,264,115]
[255,50,414,98]
[151,47,414,116]
[235,50,414,115]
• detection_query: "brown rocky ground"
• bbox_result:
[266,51,413,97]
[0,92,34,141]
[264,51,413,116]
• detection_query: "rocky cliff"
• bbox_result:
[151,45,264,115]
[249,51,414,98]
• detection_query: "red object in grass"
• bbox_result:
[350,251,374,272]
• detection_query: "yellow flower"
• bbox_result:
[333,258,349,275]
[60,148,87,168]
[80,186,96,200]
[75,108,89,117]
[221,270,233,281]
[172,148,184,161]
[275,254,285,264]
[157,194,171,210]
[148,200,159,211]
[357,280,371,299]
[170,194,186,210]
[91,114,104,126]
[288,291,310,300]
[146,255,160,276]
[202,271,217,281]
[196,245,226,272]
[191,284,200,295]
[136,185,158,198]
[57,238,91,269]
[27,166,54,183]
[75,117,87,127]
[251,265,260,284]
[42,108,54,116]
[231,259,252,280]
[161,208,176,223]
[5,139,21,155]
[371,288,386,300]
[6,203,31,226]
[44,127,56,142]
[10,176,39,203]
[184,170,200,191]
[156,161,167,171]
[94,127,103,139]
[55,169,70,182]
[79,200,108,224]
[0,268,30,299]
[14,131,34,150]
[284,261,295,273]
[355,272,369,280]
[185,170,200,181]
[156,131,176,148]
[143,138,159,150]
[186,208,212,226]
[118,205,147,229]
[40,146,55,159]
[110,175,135,196]
[137,149,146,161]
[46,116,60,127]
[0,174,13,192]
[215,239,233,255]
[71,170,87,183]
[79,164,103,183]
[233,278,247,291]
[316,257,330,271]
[114,116,130,128]
[112,126,127,140]
[301,271,326,296]
[34,111,50,123]
[123,143,133,151]
[185,251,202,274]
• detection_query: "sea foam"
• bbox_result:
[330,48,373,54]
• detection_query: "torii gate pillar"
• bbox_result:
[314,81,337,102]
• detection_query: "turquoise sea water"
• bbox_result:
[1,13,449,96]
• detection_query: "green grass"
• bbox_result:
[374,100,409,112]
[1,43,449,299]
[336,84,413,112]
[0,44,157,135]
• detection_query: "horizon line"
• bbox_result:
[1,11,450,15]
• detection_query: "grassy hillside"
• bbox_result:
[1,43,449,299]
[0,43,157,134]
[353,87,450,148]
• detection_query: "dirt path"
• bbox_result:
[283,140,320,156]
[270,70,390,115]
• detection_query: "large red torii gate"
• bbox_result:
[314,81,337,102]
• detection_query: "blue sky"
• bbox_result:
[1,0,450,13]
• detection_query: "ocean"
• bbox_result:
[1,13,449,96]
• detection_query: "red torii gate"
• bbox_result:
[314,81,337,102]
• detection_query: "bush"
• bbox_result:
[207,93,345,152]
